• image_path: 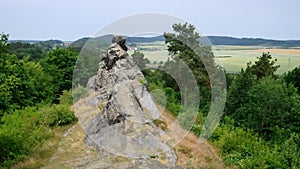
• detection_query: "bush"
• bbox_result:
[72,85,88,102]
[0,104,77,168]
[0,107,51,168]
[211,117,300,168]
[39,104,77,126]
[59,90,73,105]
[0,128,27,167]
[48,104,77,126]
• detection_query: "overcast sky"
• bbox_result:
[2,0,300,41]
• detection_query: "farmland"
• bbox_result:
[213,45,300,74]
[132,41,300,74]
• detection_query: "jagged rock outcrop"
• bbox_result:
[82,36,183,169]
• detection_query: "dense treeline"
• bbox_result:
[0,34,78,168]
[76,35,300,47]
[135,23,300,168]
[206,36,300,47]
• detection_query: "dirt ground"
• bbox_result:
[160,109,225,169]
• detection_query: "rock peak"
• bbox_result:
[112,35,128,51]
[81,36,183,168]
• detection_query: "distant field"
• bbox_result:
[132,42,300,74]
[213,46,300,74]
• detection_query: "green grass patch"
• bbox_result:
[0,103,77,168]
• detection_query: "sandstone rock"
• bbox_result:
[80,35,182,169]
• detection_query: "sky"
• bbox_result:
[1,0,300,41]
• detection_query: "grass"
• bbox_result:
[36,123,99,169]
[10,125,71,169]
[131,42,300,74]
[213,46,300,74]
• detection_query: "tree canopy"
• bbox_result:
[249,52,280,79]
[0,34,53,116]
[163,23,217,106]
[41,47,78,100]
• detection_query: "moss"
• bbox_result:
[138,79,146,85]
[149,154,159,159]
[153,119,167,131]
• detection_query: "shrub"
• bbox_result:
[72,85,88,102]
[0,104,77,168]
[211,117,300,168]
[59,90,73,105]
[0,107,51,168]
[39,104,77,126]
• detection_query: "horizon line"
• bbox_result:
[7,34,300,42]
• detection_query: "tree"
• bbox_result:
[225,54,299,140]
[284,65,300,94]
[0,33,9,54]
[42,48,78,100]
[131,50,150,70]
[0,34,54,116]
[9,42,46,61]
[249,52,280,79]
[234,77,300,140]
[226,53,279,120]
[163,23,216,106]
[225,67,255,116]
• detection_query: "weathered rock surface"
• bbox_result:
[81,36,182,168]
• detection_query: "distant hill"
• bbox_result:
[9,40,41,44]
[126,35,165,43]
[35,40,64,51]
[10,35,300,49]
[125,35,300,47]
[70,35,113,52]
[205,36,300,47]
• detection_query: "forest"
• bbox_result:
[0,21,300,168]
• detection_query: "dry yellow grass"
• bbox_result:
[255,48,300,55]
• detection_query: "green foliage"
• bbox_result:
[0,34,54,115]
[178,107,197,130]
[59,90,73,105]
[218,52,300,168]
[249,52,280,79]
[9,42,46,61]
[131,50,150,70]
[284,65,300,94]
[163,22,216,106]
[42,47,78,100]
[72,39,109,86]
[0,33,9,53]
[35,39,64,51]
[225,68,255,116]
[227,75,300,140]
[0,104,77,168]
[164,87,181,115]
[72,85,88,102]
[150,88,167,106]
[225,53,299,140]
[211,118,300,168]
[237,78,299,138]
[41,104,78,126]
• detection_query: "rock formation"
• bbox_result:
[81,36,183,168]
